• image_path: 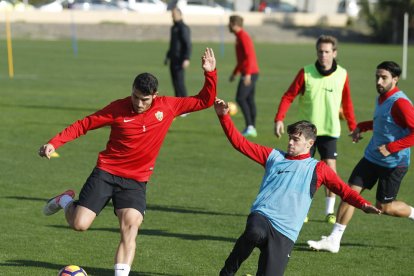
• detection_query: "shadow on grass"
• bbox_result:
[147,204,245,217]
[51,225,237,243]
[3,196,245,217]
[294,242,397,252]
[3,196,47,202]
[0,102,96,113]
[0,259,179,275]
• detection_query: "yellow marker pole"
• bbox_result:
[5,11,14,79]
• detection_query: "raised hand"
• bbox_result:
[202,48,216,72]
[214,98,229,116]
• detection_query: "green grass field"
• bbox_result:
[1,39,414,275]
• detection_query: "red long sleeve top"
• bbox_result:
[232,29,259,76]
[48,70,217,182]
[357,86,414,153]
[275,68,357,132]
[219,113,370,209]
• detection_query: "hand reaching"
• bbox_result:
[201,48,216,72]
[214,98,229,116]
[361,203,382,214]
[349,127,363,143]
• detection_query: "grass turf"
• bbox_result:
[0,39,414,275]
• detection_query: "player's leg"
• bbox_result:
[66,205,97,231]
[307,157,375,253]
[114,208,143,276]
[170,61,187,97]
[235,77,255,137]
[375,166,414,219]
[220,213,267,276]
[256,219,293,276]
[112,178,147,276]
[245,74,258,131]
[318,136,338,223]
[43,167,112,231]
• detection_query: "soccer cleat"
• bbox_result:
[43,190,75,216]
[307,236,340,253]
[242,126,257,137]
[325,213,336,224]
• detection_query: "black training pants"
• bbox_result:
[236,73,258,128]
[219,212,294,276]
[170,61,188,98]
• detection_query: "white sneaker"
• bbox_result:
[43,190,75,216]
[307,236,340,253]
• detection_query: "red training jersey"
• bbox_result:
[48,70,217,182]
[357,86,414,153]
[275,68,357,132]
[218,113,370,209]
[232,29,259,76]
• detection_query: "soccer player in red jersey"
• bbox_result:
[38,48,216,276]
[228,15,260,138]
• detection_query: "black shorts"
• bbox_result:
[77,167,147,216]
[348,157,408,203]
[310,136,338,160]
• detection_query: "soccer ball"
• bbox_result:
[227,101,238,116]
[58,265,88,276]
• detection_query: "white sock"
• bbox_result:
[325,196,336,215]
[114,263,130,276]
[409,206,414,220]
[58,195,73,210]
[329,223,346,242]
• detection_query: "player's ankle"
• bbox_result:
[114,263,130,276]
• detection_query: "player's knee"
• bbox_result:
[71,217,92,231]
[244,225,266,244]
[378,202,393,215]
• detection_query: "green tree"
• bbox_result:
[360,0,414,43]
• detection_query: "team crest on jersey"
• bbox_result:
[155,111,164,121]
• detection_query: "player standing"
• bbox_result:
[274,35,357,223]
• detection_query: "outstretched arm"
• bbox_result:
[215,98,273,166]
[274,69,305,138]
[169,48,217,115]
[317,162,381,214]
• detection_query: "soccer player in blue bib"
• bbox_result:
[214,98,380,276]
[308,61,414,253]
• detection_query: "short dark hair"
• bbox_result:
[287,120,317,141]
[229,15,243,27]
[377,61,401,78]
[132,73,158,95]
[316,35,338,51]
